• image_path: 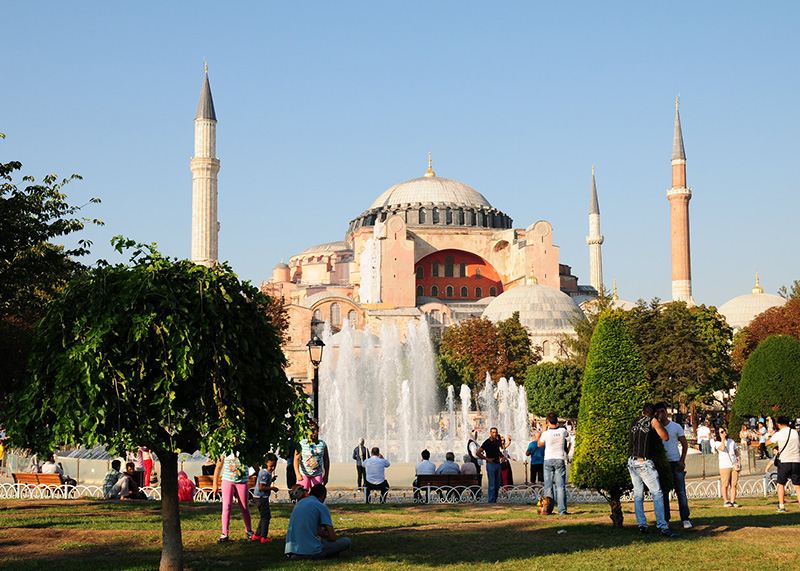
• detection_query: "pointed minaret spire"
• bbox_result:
[191,64,221,267]
[672,97,685,161]
[196,63,217,121]
[586,165,604,293]
[668,97,694,305]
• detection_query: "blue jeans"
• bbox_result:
[627,458,668,530]
[700,440,712,455]
[663,461,690,522]
[543,459,567,514]
[486,461,501,503]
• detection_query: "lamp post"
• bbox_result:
[307,333,325,422]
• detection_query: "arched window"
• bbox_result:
[416,285,424,297]
[475,287,483,298]
[489,286,497,297]
[431,285,439,297]
[446,285,454,298]
[459,262,466,277]
[430,309,440,324]
[446,208,452,224]
[542,340,550,357]
[432,263,439,277]
[432,207,440,224]
[476,268,482,278]
[458,210,465,225]
[348,310,357,327]
[460,286,468,298]
[313,309,324,322]
[330,303,341,326]
[445,256,454,278]
[419,207,426,224]
[416,266,424,279]
[443,314,450,325]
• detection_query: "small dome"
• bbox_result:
[273,262,289,270]
[719,292,786,331]
[482,284,583,334]
[370,176,492,210]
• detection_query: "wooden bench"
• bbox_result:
[12,473,69,497]
[415,474,481,502]
[194,475,257,501]
[194,475,257,489]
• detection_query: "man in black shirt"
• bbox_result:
[476,427,504,503]
[627,403,677,537]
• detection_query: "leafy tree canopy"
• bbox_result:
[5,238,310,570]
[778,279,800,300]
[0,136,102,409]
[524,361,583,419]
[497,311,541,380]
[731,299,800,368]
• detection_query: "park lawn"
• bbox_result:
[0,498,797,570]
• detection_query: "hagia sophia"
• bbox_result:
[189,68,787,387]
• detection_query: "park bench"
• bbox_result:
[415,474,480,503]
[12,472,71,498]
[194,475,257,501]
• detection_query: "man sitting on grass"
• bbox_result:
[102,460,123,498]
[106,461,146,500]
[285,484,351,560]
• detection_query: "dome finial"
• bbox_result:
[424,152,435,178]
[676,95,679,110]
[529,263,538,285]
[752,270,763,294]
[613,278,619,300]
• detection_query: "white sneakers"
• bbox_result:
[682,520,693,529]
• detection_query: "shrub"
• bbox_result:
[525,362,583,418]
[733,334,800,420]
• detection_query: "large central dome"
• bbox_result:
[370,175,492,210]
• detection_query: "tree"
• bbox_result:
[733,335,800,421]
[497,311,541,379]
[569,310,650,527]
[731,299,800,367]
[561,293,613,369]
[5,239,310,571]
[524,362,583,418]
[438,317,508,392]
[778,279,800,300]
[0,138,101,410]
[626,300,735,411]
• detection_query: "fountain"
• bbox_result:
[318,318,530,463]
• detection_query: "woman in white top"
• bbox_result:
[714,427,741,507]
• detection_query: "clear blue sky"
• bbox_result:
[2,2,797,307]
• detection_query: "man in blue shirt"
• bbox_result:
[285,484,351,559]
[435,452,461,475]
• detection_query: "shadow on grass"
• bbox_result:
[2,501,800,570]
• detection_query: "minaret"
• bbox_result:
[586,165,604,293]
[191,63,220,267]
[667,98,694,304]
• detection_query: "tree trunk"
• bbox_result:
[608,492,624,528]
[157,449,183,571]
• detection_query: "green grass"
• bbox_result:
[0,498,798,570]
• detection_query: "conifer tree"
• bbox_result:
[570,310,650,527]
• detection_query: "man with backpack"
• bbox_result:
[766,416,800,513]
